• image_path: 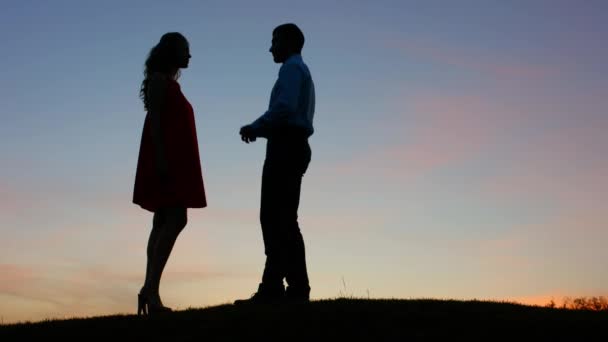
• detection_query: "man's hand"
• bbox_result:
[240,125,257,143]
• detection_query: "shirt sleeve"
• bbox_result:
[250,63,303,137]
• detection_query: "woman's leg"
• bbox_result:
[142,210,165,296]
[144,207,187,305]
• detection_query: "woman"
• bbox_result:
[133,32,207,315]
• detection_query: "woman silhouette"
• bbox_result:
[133,32,207,315]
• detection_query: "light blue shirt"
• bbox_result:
[250,54,315,137]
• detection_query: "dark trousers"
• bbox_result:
[260,133,311,293]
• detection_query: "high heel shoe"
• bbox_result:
[138,293,148,316]
[138,292,173,316]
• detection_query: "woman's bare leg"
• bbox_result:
[142,207,187,305]
[141,210,165,296]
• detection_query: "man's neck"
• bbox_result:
[282,53,301,64]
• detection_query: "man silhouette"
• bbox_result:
[237,23,315,303]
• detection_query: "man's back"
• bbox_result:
[253,54,315,138]
[280,55,315,136]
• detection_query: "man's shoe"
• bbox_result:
[234,283,285,305]
[285,285,310,303]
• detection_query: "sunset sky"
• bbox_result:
[1,0,607,324]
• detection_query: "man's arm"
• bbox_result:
[249,63,303,137]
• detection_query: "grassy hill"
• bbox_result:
[1,299,607,340]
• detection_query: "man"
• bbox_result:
[237,23,315,303]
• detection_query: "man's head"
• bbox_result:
[269,23,305,63]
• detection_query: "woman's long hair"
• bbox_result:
[140,32,188,111]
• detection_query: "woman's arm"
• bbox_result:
[147,74,169,182]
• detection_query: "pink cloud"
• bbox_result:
[0,261,238,323]
[478,115,608,210]
[0,264,37,292]
[0,264,65,307]
[322,94,521,182]
[0,182,48,219]
[385,39,557,80]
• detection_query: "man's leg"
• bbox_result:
[235,138,311,304]
[259,160,288,293]
[234,160,286,305]
[284,141,311,300]
[283,173,310,299]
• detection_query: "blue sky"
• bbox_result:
[1,0,607,323]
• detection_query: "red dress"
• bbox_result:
[133,79,207,212]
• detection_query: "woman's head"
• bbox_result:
[140,32,191,110]
[145,32,191,74]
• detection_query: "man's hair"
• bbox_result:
[273,23,305,53]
